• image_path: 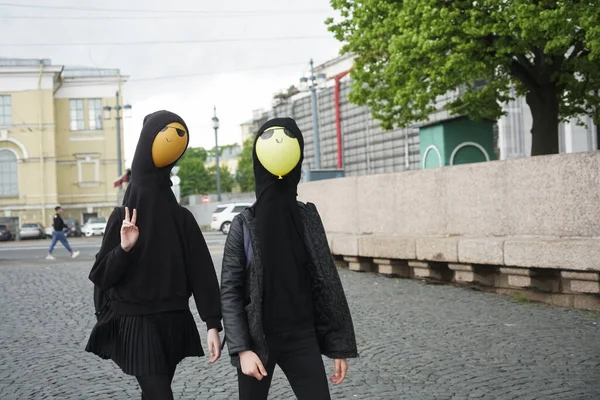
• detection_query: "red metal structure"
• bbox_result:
[333,69,352,169]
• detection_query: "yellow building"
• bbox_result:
[204,144,242,176]
[0,58,129,234]
[240,121,257,144]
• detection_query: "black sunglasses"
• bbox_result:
[160,126,186,137]
[260,127,295,140]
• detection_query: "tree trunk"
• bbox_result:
[525,88,560,156]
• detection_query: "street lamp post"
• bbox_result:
[212,106,222,202]
[300,59,327,170]
[103,91,132,186]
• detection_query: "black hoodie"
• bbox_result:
[253,118,314,334]
[89,110,222,331]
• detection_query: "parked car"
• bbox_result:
[210,203,252,235]
[82,217,107,237]
[0,224,14,241]
[64,218,82,237]
[45,218,82,238]
[19,223,45,240]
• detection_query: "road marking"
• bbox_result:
[0,245,102,252]
[0,241,224,250]
[0,245,224,253]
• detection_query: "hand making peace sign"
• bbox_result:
[121,207,139,252]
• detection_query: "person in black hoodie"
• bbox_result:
[85,110,222,400]
[221,118,358,400]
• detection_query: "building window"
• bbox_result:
[77,155,100,187]
[70,99,84,131]
[88,99,103,130]
[0,149,18,197]
[0,95,12,126]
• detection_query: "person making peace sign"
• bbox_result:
[120,206,138,252]
[85,111,222,400]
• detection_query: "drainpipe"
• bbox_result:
[332,69,351,169]
[38,60,46,225]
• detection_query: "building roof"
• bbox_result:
[0,58,126,81]
[313,53,354,73]
[62,66,122,78]
[0,57,53,67]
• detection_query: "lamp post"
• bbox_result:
[212,106,222,202]
[299,59,327,170]
[103,91,132,186]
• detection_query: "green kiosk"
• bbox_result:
[419,116,495,169]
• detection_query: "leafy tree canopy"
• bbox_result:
[328,0,600,155]
[236,137,255,193]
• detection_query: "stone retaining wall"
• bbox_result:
[298,151,600,310]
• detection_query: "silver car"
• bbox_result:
[19,223,45,240]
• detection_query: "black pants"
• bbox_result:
[238,329,331,400]
[136,363,177,400]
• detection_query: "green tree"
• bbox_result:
[182,147,208,162]
[236,137,255,192]
[177,147,210,197]
[327,0,600,155]
[177,146,238,196]
[208,164,235,193]
[178,158,211,197]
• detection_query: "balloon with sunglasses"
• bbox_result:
[255,126,301,179]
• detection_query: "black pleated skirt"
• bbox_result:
[85,307,204,376]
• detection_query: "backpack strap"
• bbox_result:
[242,221,253,268]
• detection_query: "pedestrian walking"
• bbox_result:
[221,118,358,400]
[46,206,80,260]
[85,111,222,400]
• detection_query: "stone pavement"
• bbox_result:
[1,247,599,399]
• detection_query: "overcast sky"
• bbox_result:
[0,0,343,166]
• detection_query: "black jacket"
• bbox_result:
[221,201,358,367]
[53,214,66,231]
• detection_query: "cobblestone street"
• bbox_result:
[1,237,599,399]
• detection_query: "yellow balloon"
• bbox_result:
[255,126,301,178]
[152,122,189,168]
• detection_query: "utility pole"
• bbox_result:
[115,90,123,179]
[103,86,131,191]
[309,59,321,170]
[212,106,222,201]
[300,59,325,170]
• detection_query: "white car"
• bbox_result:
[44,226,54,238]
[82,217,107,237]
[210,203,252,235]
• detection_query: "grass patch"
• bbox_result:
[585,311,600,320]
[511,292,531,304]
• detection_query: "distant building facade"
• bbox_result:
[0,58,128,233]
[244,55,598,178]
[240,108,269,144]
[205,144,242,175]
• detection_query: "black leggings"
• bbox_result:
[238,329,331,400]
[136,363,177,400]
